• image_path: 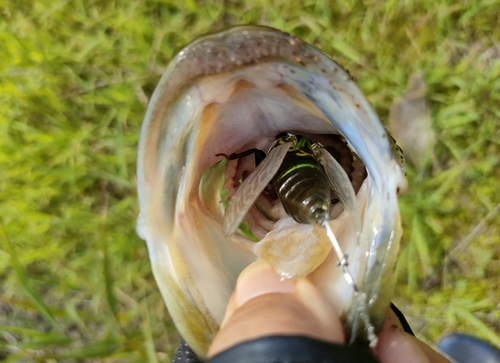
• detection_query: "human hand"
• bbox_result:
[208,260,449,363]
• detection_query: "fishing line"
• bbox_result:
[323,221,378,347]
[323,221,358,292]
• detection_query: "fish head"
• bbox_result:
[136,25,407,358]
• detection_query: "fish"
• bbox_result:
[136,25,407,359]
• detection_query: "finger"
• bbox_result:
[208,260,344,358]
[374,310,450,363]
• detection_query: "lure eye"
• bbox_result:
[307,199,330,225]
[309,204,329,225]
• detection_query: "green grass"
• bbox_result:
[1,0,499,361]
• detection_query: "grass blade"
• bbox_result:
[451,304,500,348]
[0,224,61,332]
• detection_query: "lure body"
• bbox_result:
[270,135,331,225]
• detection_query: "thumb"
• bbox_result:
[208,260,344,358]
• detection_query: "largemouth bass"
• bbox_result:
[136,25,407,359]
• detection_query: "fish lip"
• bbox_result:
[136,25,407,357]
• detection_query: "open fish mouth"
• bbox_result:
[136,25,407,359]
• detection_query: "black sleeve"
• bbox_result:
[206,336,379,363]
[171,303,413,363]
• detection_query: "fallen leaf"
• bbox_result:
[389,72,436,170]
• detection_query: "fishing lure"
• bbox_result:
[222,133,360,237]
